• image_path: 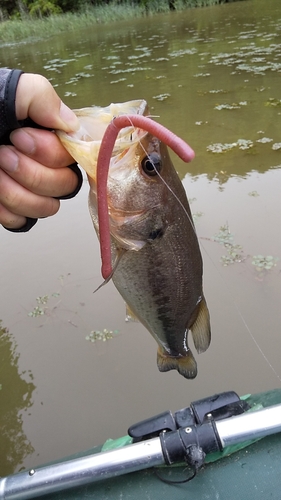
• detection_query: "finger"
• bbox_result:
[15,74,79,132]
[10,128,74,168]
[0,168,60,218]
[0,145,79,198]
[0,203,26,229]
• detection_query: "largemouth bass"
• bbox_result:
[57,100,211,379]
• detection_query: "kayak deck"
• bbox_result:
[36,389,281,500]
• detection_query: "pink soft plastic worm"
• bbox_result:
[96,115,195,280]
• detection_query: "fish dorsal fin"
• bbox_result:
[189,296,211,354]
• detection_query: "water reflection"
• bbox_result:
[0,322,35,476]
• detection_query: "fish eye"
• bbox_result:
[141,154,162,176]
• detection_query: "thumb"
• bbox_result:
[15,73,80,133]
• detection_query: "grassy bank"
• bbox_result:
[0,0,242,44]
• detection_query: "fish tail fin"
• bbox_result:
[157,348,197,379]
[190,295,211,354]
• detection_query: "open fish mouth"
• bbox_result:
[57,100,149,180]
[57,100,195,280]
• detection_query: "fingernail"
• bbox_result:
[0,147,19,172]
[60,102,80,131]
[10,129,36,155]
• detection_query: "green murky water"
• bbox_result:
[1,0,281,476]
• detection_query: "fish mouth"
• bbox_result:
[56,99,149,180]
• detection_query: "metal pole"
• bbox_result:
[0,438,164,500]
[216,403,281,447]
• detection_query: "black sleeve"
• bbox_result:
[0,68,83,233]
[0,68,23,144]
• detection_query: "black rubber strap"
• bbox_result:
[54,163,83,200]
[4,217,38,233]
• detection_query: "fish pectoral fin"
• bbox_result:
[157,348,197,379]
[189,296,211,354]
[94,248,125,293]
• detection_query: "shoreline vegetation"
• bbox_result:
[0,0,245,44]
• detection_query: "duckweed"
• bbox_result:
[252,255,279,272]
[85,329,119,343]
[28,293,60,317]
[213,224,234,245]
[213,224,246,266]
[28,306,45,318]
[221,244,245,266]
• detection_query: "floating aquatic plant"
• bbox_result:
[252,255,279,272]
[207,142,237,153]
[237,139,253,150]
[213,224,246,266]
[265,98,281,107]
[256,137,273,143]
[65,72,93,85]
[193,72,210,78]
[168,48,197,58]
[28,306,45,318]
[192,211,204,222]
[110,78,127,84]
[248,191,259,197]
[221,244,245,266]
[28,293,60,317]
[85,329,119,343]
[152,93,171,101]
[213,224,234,246]
[207,139,253,153]
[215,101,247,110]
[209,89,225,94]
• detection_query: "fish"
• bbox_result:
[57,99,211,379]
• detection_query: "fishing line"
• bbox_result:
[137,136,197,235]
[199,241,281,384]
[123,117,281,384]
[138,127,280,384]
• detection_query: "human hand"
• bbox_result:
[0,73,81,230]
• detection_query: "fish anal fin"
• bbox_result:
[189,296,211,354]
[157,348,197,380]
